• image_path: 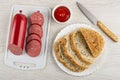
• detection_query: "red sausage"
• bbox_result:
[30,11,44,26]
[26,33,40,44]
[28,24,43,38]
[8,11,27,55]
[26,40,41,57]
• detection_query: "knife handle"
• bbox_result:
[97,21,118,42]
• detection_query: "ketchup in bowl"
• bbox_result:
[53,6,71,23]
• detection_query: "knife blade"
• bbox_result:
[76,2,118,42]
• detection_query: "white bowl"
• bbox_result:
[52,4,71,24]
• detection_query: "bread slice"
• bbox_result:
[54,38,86,72]
[80,28,105,57]
[61,35,89,69]
[70,30,94,64]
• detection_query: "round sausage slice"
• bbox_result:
[26,33,40,44]
[30,11,44,26]
[26,40,41,57]
[28,24,43,38]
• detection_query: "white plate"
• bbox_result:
[52,23,106,76]
[5,5,51,70]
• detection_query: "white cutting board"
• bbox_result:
[5,5,51,70]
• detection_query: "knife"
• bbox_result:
[76,2,118,42]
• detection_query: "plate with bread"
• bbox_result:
[53,23,106,76]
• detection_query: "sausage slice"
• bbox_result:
[30,11,44,26]
[28,24,43,38]
[26,33,40,44]
[26,40,42,57]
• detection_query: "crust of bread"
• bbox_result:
[80,28,105,57]
[54,38,86,72]
[70,30,94,64]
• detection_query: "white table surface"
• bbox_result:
[0,0,120,80]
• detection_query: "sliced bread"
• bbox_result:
[80,28,105,57]
[54,38,86,72]
[61,35,89,69]
[70,30,94,64]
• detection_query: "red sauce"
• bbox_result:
[54,6,70,22]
